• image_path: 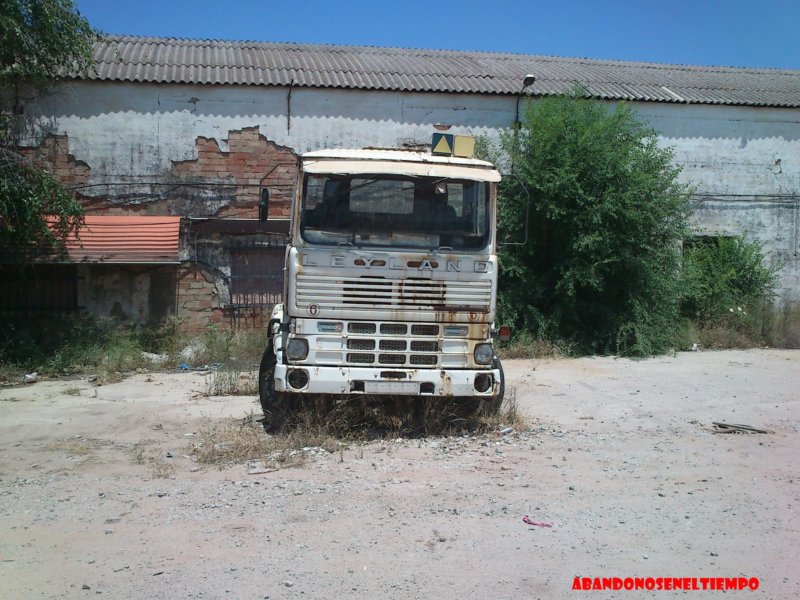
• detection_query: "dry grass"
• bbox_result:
[205,367,258,396]
[189,390,529,468]
[129,442,175,478]
[690,301,800,350]
[188,414,339,469]
[498,333,569,359]
[478,386,527,432]
[148,457,176,479]
[280,389,529,439]
[44,437,98,456]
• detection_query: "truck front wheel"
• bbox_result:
[258,346,290,432]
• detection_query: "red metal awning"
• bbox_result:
[46,216,181,264]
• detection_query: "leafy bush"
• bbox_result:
[681,236,778,346]
[487,93,694,356]
[681,236,777,323]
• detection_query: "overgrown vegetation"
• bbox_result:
[681,235,782,347]
[0,315,267,383]
[484,92,694,356]
[1,0,100,261]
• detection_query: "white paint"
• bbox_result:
[25,81,800,299]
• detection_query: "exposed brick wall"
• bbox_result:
[17,134,91,189]
[19,128,298,219]
[17,129,294,334]
[176,264,223,332]
[176,263,274,333]
[171,126,297,218]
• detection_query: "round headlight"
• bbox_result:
[473,343,494,365]
[285,338,309,361]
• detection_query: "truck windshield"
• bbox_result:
[300,174,490,250]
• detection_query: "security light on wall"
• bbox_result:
[521,75,536,91]
[515,75,537,127]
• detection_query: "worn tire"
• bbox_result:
[258,346,290,432]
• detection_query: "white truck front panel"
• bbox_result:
[288,247,497,324]
[274,363,502,397]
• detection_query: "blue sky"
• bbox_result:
[75,0,799,70]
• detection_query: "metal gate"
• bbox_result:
[227,235,285,308]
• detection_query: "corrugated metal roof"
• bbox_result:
[82,35,800,108]
[47,216,181,264]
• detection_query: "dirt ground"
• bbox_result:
[1,349,798,599]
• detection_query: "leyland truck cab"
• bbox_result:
[258,138,506,429]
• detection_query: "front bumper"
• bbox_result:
[274,364,501,397]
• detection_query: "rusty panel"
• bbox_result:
[46,216,181,263]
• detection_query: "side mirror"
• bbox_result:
[259,188,269,222]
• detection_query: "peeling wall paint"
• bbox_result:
[22,80,800,302]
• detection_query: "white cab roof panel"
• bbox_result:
[302,149,501,182]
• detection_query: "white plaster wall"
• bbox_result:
[27,81,800,299]
[27,82,514,186]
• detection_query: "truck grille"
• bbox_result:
[339,321,443,368]
[296,274,491,313]
[348,322,376,334]
[380,323,407,335]
[347,339,375,350]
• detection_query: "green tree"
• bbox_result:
[1,0,98,259]
[494,93,694,356]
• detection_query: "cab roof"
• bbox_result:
[301,148,501,182]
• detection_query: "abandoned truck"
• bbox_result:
[258,135,507,429]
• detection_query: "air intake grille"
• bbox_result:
[411,324,439,336]
[347,353,374,364]
[379,339,406,351]
[347,339,375,350]
[336,321,462,369]
[296,274,491,313]
[348,322,376,334]
[410,340,438,352]
[378,353,406,365]
[380,323,407,335]
[410,355,437,366]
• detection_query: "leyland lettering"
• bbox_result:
[257,138,509,430]
[302,253,488,272]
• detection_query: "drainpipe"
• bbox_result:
[287,79,295,134]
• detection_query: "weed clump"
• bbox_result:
[188,391,527,469]
[188,416,338,469]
